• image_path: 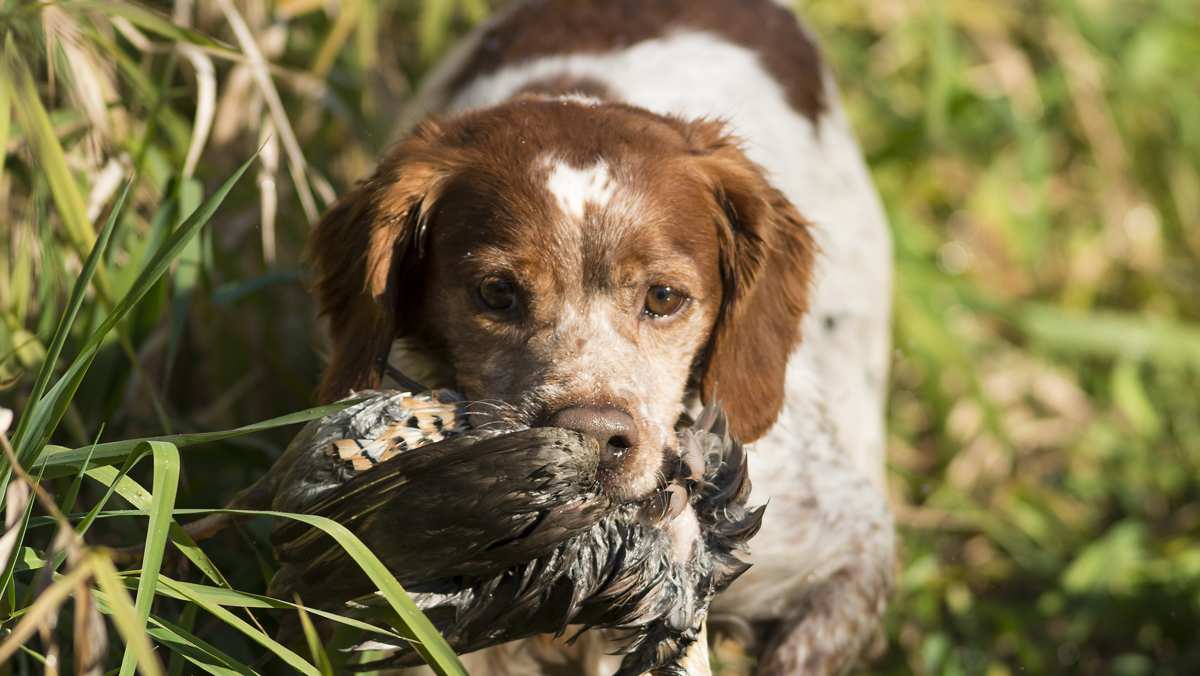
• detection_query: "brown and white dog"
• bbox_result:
[309,1,894,673]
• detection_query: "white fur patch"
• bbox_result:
[544,159,616,220]
[551,93,605,107]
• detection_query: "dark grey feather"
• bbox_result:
[261,390,762,675]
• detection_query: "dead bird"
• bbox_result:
[252,389,763,675]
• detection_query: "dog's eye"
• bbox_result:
[643,285,686,318]
[477,276,518,312]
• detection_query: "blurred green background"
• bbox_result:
[0,0,1197,673]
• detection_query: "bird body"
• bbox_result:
[253,390,761,675]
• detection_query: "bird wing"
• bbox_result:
[269,427,610,608]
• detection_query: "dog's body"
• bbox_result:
[310,1,894,673]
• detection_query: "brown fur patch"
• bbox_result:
[684,119,818,443]
[448,0,825,122]
[307,121,455,402]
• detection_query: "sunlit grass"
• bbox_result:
[0,1,474,673]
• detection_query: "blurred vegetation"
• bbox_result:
[0,0,1197,673]
[807,1,1200,674]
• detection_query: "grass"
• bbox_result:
[0,0,1197,674]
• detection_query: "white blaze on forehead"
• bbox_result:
[550,93,605,107]
[545,159,616,220]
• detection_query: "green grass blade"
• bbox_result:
[0,554,93,663]
[119,441,181,676]
[0,58,9,179]
[163,178,204,389]
[143,575,404,640]
[59,431,101,514]
[92,554,166,676]
[76,452,142,537]
[460,0,490,23]
[27,509,406,643]
[296,599,335,676]
[162,521,232,588]
[164,604,202,676]
[73,151,257,368]
[78,507,459,672]
[0,466,46,607]
[11,150,258,472]
[157,576,321,676]
[10,546,46,574]
[9,355,96,471]
[418,0,454,63]
[189,508,465,676]
[1,36,94,254]
[35,399,358,478]
[7,179,131,466]
[1020,304,1200,369]
[72,0,229,50]
[2,439,136,607]
[85,463,231,588]
[89,587,251,676]
[149,612,256,676]
[0,472,39,564]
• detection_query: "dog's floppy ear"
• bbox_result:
[307,122,450,403]
[687,120,817,442]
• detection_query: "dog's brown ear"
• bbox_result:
[688,120,817,442]
[307,123,450,403]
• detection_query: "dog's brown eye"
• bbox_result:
[643,285,686,318]
[477,276,518,312]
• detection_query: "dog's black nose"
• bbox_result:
[550,406,639,466]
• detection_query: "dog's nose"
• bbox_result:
[549,406,639,466]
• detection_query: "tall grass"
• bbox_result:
[806,0,1200,673]
[0,0,1197,674]
[0,1,476,673]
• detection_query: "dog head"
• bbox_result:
[309,97,814,500]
